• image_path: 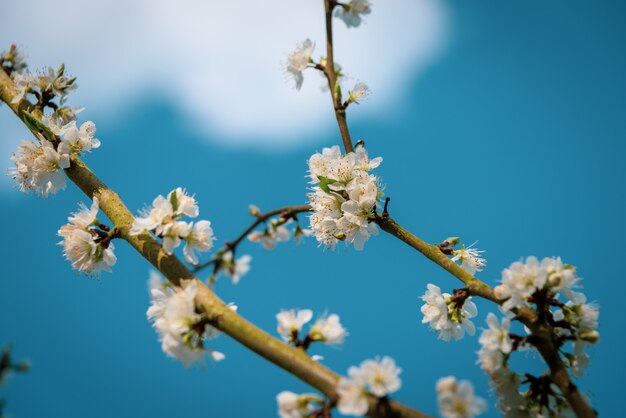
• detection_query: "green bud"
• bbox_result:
[445,237,460,247]
[579,330,600,344]
[334,232,346,241]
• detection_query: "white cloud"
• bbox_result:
[0,0,447,150]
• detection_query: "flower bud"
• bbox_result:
[579,330,600,344]
[445,237,460,247]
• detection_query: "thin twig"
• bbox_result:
[193,205,311,273]
[323,0,353,154]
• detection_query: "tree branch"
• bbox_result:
[194,205,311,273]
[0,68,430,418]
[323,0,354,154]
[375,215,598,418]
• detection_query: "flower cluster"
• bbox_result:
[10,63,77,106]
[6,52,100,198]
[276,309,347,347]
[276,391,324,418]
[1,44,27,74]
[420,284,477,341]
[147,273,229,366]
[335,0,372,28]
[130,188,215,265]
[436,376,487,418]
[307,144,382,250]
[58,197,117,276]
[494,256,599,376]
[337,356,402,416]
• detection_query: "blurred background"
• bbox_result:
[1,0,624,417]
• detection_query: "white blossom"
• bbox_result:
[58,228,116,276]
[130,194,174,235]
[494,256,549,312]
[348,82,370,103]
[59,120,101,154]
[543,257,581,301]
[489,370,528,418]
[147,275,224,366]
[169,187,199,218]
[451,243,486,275]
[480,313,512,354]
[220,252,252,284]
[276,391,320,418]
[10,71,35,104]
[335,0,371,28]
[420,284,477,341]
[284,39,315,90]
[359,356,402,397]
[276,309,313,341]
[477,313,512,373]
[308,314,347,345]
[10,138,70,197]
[307,144,382,250]
[66,196,100,230]
[182,220,215,264]
[337,368,369,416]
[437,376,487,418]
[161,220,191,255]
[248,222,290,250]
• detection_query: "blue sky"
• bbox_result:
[1,1,625,417]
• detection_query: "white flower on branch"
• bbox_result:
[337,372,369,416]
[248,221,290,250]
[130,194,174,235]
[147,274,225,367]
[168,187,199,218]
[359,356,402,397]
[436,376,487,418]
[276,309,313,342]
[182,220,215,265]
[284,39,315,90]
[307,144,382,250]
[335,0,372,28]
[347,81,370,104]
[479,313,512,354]
[10,71,35,104]
[220,252,252,284]
[308,314,347,345]
[10,138,70,197]
[338,356,402,415]
[59,120,101,155]
[495,256,549,312]
[477,313,511,374]
[451,243,486,275]
[488,369,527,418]
[1,44,27,73]
[130,188,214,262]
[161,220,191,255]
[543,257,581,301]
[276,391,321,418]
[58,198,116,276]
[420,284,477,341]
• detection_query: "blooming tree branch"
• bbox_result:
[372,216,597,418]
[323,0,353,154]
[0,67,429,418]
[2,1,602,417]
[193,204,311,274]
